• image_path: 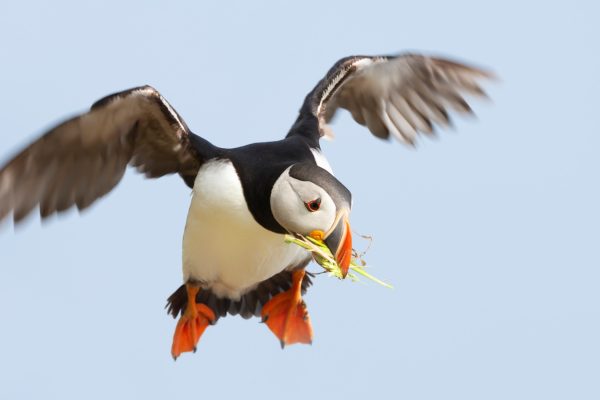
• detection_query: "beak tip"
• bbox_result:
[340,267,349,279]
[324,214,353,279]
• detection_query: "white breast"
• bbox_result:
[182,159,308,300]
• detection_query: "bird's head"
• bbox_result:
[270,163,353,276]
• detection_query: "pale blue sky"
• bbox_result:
[1,1,598,399]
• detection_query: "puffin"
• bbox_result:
[0,53,491,359]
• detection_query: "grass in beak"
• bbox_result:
[284,234,393,289]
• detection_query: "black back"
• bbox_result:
[191,135,318,234]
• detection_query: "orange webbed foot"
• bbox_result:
[261,269,313,348]
[171,285,216,360]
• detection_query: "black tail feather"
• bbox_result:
[166,268,314,321]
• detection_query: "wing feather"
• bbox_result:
[0,85,204,224]
[288,53,493,144]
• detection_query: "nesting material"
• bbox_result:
[284,234,392,289]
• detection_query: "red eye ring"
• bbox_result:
[305,198,321,212]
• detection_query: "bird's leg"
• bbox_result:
[261,269,313,348]
[171,283,216,360]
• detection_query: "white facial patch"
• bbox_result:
[270,167,337,236]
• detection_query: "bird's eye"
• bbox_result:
[304,198,321,212]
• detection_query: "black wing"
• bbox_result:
[0,85,208,224]
[288,53,494,145]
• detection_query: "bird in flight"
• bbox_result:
[0,53,492,359]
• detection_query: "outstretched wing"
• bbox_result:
[288,53,493,145]
[0,85,205,224]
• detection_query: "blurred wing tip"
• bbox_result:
[429,55,495,74]
[477,67,499,81]
[319,123,336,140]
[463,65,498,81]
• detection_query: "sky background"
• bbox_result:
[0,1,598,399]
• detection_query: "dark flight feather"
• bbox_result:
[288,53,493,145]
[0,85,206,224]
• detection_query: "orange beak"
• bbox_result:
[324,213,353,278]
